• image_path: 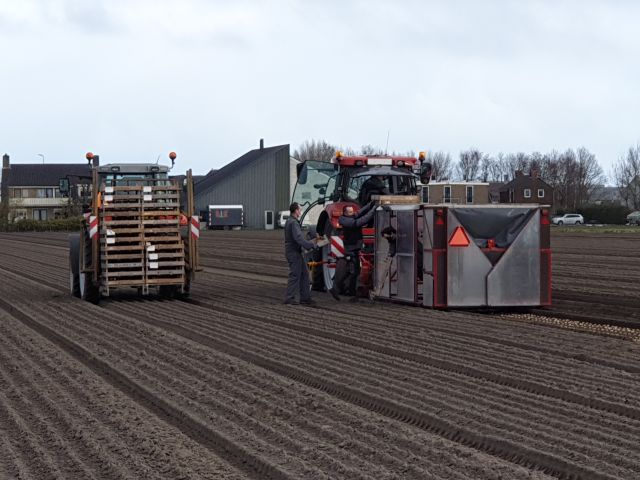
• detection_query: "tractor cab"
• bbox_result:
[292,151,432,294]
[293,152,432,226]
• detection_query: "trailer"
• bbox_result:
[208,205,243,230]
[69,152,199,303]
[371,201,551,308]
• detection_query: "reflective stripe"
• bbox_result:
[190,215,200,238]
[330,236,345,257]
[89,216,99,239]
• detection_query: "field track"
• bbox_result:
[0,229,639,479]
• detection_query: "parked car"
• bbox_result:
[552,213,584,225]
[627,211,640,225]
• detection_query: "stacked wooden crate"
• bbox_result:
[99,181,185,295]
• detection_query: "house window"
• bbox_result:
[524,188,532,199]
[537,189,545,198]
[444,186,451,203]
[466,186,473,204]
[12,188,22,198]
[421,186,429,203]
[33,209,48,221]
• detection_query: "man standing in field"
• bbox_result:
[284,202,317,305]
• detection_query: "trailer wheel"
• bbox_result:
[68,234,81,298]
[79,234,100,304]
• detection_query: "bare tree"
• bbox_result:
[426,151,453,181]
[575,147,605,207]
[456,149,482,181]
[359,144,385,155]
[613,144,640,209]
[293,139,337,162]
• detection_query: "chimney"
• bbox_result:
[531,169,539,179]
[259,138,264,150]
[2,154,9,169]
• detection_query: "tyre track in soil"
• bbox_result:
[0,273,552,480]
[0,311,248,480]
[103,297,640,480]
[4,230,640,326]
[193,272,640,366]
[1,231,640,478]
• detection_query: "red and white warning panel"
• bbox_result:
[330,236,345,258]
[89,216,99,239]
[190,215,200,239]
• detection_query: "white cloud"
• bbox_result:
[0,0,638,175]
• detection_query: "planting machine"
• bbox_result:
[68,152,199,303]
[293,151,551,308]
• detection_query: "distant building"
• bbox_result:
[194,141,293,229]
[499,170,553,206]
[422,181,490,204]
[1,154,91,221]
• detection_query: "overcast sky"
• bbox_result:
[1,0,638,177]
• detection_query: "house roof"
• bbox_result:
[195,145,288,194]
[3,163,92,187]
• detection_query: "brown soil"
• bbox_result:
[0,229,638,479]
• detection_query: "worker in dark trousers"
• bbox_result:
[328,201,377,302]
[284,202,317,305]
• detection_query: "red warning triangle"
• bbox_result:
[449,226,470,247]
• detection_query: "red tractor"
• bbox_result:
[292,151,432,294]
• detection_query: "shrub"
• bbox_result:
[577,204,631,225]
[12,217,83,232]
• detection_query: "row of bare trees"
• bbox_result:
[294,140,617,211]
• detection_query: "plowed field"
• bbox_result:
[0,230,639,480]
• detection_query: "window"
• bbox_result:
[421,186,429,203]
[32,209,48,221]
[443,186,452,203]
[12,188,22,198]
[524,188,532,199]
[466,186,473,204]
[537,189,545,198]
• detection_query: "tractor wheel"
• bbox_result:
[79,234,100,304]
[159,285,177,299]
[68,234,81,298]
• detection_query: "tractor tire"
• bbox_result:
[79,233,100,304]
[68,234,81,298]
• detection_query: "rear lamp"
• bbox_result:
[169,152,177,160]
[86,152,94,160]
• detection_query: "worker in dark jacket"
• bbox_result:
[328,201,377,302]
[284,202,317,305]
